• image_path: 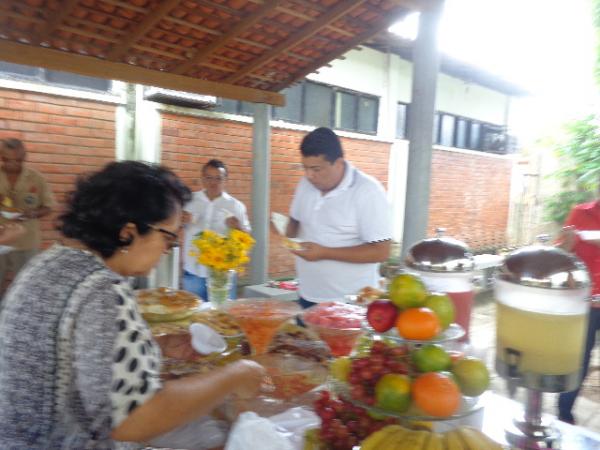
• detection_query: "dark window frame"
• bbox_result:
[217,79,379,135]
[0,62,112,93]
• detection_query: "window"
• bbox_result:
[274,84,302,123]
[440,114,455,147]
[432,112,441,144]
[215,80,379,135]
[396,102,408,139]
[469,122,481,150]
[304,82,333,127]
[357,95,378,133]
[214,98,238,114]
[336,91,357,130]
[0,62,111,92]
[455,118,469,148]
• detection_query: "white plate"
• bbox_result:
[0,211,22,220]
[579,230,600,241]
[0,245,13,255]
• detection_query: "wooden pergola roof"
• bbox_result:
[0,0,438,106]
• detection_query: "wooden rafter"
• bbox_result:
[225,0,367,83]
[33,0,80,44]
[273,6,410,91]
[172,0,283,75]
[106,0,181,61]
[0,40,284,106]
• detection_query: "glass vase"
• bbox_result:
[208,268,234,309]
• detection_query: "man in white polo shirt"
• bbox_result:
[183,159,251,300]
[286,127,392,307]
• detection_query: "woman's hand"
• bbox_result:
[226,359,267,399]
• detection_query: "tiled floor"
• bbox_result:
[470,292,600,433]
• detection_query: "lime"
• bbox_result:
[424,293,455,330]
[451,356,490,396]
[329,357,352,382]
[389,274,428,310]
[375,373,411,413]
[411,344,451,372]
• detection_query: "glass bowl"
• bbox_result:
[222,299,301,354]
[302,302,366,357]
[252,353,328,400]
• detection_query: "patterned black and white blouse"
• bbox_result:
[0,245,162,449]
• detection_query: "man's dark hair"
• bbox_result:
[59,161,191,258]
[203,159,228,176]
[1,138,25,153]
[300,127,344,163]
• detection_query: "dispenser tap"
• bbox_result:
[505,348,522,399]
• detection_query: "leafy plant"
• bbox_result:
[544,115,600,223]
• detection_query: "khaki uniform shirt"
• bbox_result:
[0,167,55,250]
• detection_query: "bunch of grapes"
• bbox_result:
[314,390,398,450]
[347,341,411,404]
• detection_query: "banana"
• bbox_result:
[424,432,444,450]
[444,429,467,450]
[392,429,429,450]
[457,426,504,450]
[360,424,408,450]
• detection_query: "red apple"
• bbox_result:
[367,300,398,332]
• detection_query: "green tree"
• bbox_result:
[545,115,600,224]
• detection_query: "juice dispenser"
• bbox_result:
[405,228,475,340]
[494,242,590,449]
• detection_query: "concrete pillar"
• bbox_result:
[249,103,271,284]
[401,2,444,257]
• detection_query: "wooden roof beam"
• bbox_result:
[173,0,283,75]
[225,0,368,84]
[33,0,80,45]
[273,6,410,91]
[0,40,284,106]
[106,0,181,61]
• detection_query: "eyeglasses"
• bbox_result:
[147,224,179,249]
[202,175,225,182]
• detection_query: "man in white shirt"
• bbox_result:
[286,127,392,307]
[182,159,251,300]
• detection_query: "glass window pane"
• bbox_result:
[239,101,254,116]
[304,82,332,127]
[0,62,39,77]
[440,114,455,147]
[336,91,357,130]
[455,118,468,148]
[357,96,378,133]
[396,103,408,139]
[469,122,481,149]
[274,84,302,122]
[45,70,110,91]
[215,98,239,114]
[433,112,440,143]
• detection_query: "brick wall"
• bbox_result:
[160,113,391,279]
[428,148,511,252]
[0,88,116,248]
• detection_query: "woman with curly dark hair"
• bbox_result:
[0,161,265,449]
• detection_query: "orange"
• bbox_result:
[411,372,461,417]
[395,307,441,340]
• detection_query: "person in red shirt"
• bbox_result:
[557,199,600,424]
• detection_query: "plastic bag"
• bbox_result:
[268,407,320,450]
[225,412,294,450]
[147,415,228,450]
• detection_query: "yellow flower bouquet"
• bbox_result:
[190,229,255,307]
